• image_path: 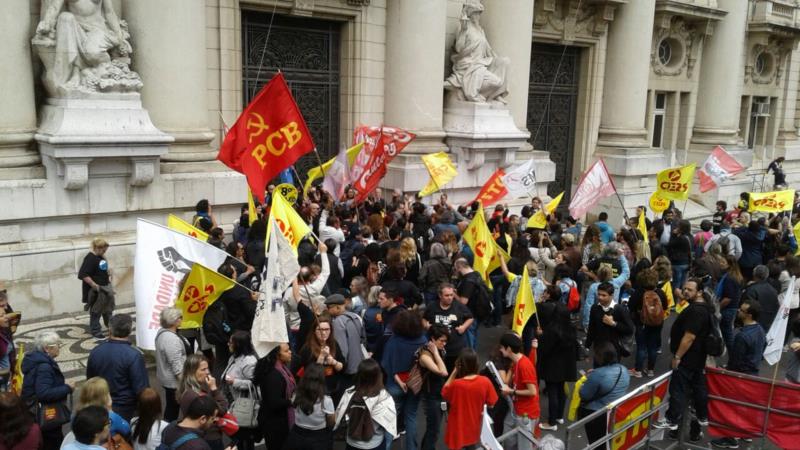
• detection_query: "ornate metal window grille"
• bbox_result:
[527,43,580,201]
[242,11,341,178]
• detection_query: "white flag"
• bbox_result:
[134,219,230,350]
[252,217,300,357]
[764,276,795,365]
[501,159,537,199]
[322,147,351,200]
[480,406,503,450]
[568,159,617,219]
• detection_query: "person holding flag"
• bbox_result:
[536,300,578,432]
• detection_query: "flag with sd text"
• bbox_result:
[267,191,312,255]
[175,263,236,329]
[511,266,536,334]
[470,168,508,207]
[217,73,315,203]
[656,164,696,201]
[500,159,536,199]
[748,189,795,213]
[419,152,457,197]
[527,192,564,229]
[167,214,209,241]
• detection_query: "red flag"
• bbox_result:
[470,168,508,207]
[351,126,415,203]
[568,159,617,219]
[217,73,315,202]
[698,145,745,193]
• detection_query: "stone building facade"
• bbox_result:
[2,0,800,320]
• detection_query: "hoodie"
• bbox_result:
[21,350,72,404]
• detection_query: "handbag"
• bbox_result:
[36,397,71,432]
[215,411,240,436]
[405,348,430,395]
[229,383,259,428]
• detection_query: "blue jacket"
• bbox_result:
[381,334,427,388]
[727,323,767,375]
[21,350,73,404]
[86,339,149,410]
[596,221,615,244]
[734,227,765,268]
[579,363,630,411]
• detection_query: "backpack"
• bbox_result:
[717,234,732,256]
[640,290,665,327]
[705,309,725,357]
[202,299,232,346]
[156,431,200,450]
[463,273,493,321]
[562,279,580,312]
[346,393,375,442]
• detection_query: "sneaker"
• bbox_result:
[629,369,643,378]
[667,429,679,440]
[556,419,565,424]
[645,369,655,377]
[539,423,558,431]
[657,348,663,354]
[654,419,679,431]
[741,438,752,443]
[697,418,709,427]
[710,437,739,448]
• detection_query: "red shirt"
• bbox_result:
[0,423,42,450]
[511,355,540,418]
[441,375,498,449]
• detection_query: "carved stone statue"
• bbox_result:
[444,0,509,104]
[32,0,143,97]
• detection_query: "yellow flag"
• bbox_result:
[511,266,537,334]
[675,299,689,314]
[463,206,503,288]
[267,191,312,255]
[662,280,675,317]
[748,189,795,213]
[248,190,258,226]
[167,214,209,241]
[794,221,800,256]
[419,152,458,197]
[175,263,236,329]
[9,342,24,395]
[656,164,696,201]
[303,142,363,195]
[527,192,564,229]
[567,375,588,421]
[638,213,649,245]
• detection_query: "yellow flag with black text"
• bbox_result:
[175,263,236,329]
[303,142,363,195]
[267,191,312,255]
[527,192,564,229]
[419,152,458,197]
[167,214,209,241]
[656,164,696,201]
[511,266,536,334]
[748,189,795,213]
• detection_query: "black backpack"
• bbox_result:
[463,273,493,321]
[705,309,725,357]
[202,300,232,346]
[717,234,732,256]
[346,392,375,441]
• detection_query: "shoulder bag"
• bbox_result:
[229,382,260,428]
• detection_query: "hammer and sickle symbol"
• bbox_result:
[246,112,270,144]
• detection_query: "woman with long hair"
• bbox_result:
[667,219,693,293]
[579,343,630,447]
[617,228,637,266]
[78,377,131,438]
[399,237,422,285]
[441,349,498,450]
[130,388,167,450]
[581,224,604,265]
[537,303,578,431]
[221,331,259,450]
[628,269,669,379]
[293,315,345,396]
[0,391,41,450]
[284,364,335,450]
[177,354,228,450]
[335,359,397,450]
[364,286,384,352]
[717,254,744,353]
[256,343,295,450]
[781,255,800,341]
[381,310,428,450]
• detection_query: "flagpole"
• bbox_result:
[759,362,782,449]
[291,166,305,189]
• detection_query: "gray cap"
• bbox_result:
[325,294,346,306]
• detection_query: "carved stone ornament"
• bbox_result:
[534,0,625,40]
[346,0,370,5]
[651,16,696,78]
[31,0,143,98]
[444,0,510,104]
[746,37,792,86]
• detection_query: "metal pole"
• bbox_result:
[759,363,782,449]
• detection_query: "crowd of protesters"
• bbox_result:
[3,184,800,450]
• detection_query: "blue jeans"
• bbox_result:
[490,274,507,325]
[720,308,736,353]
[634,325,661,371]
[89,311,110,336]
[420,390,442,450]
[465,320,478,350]
[665,365,708,425]
[387,381,420,450]
[672,265,689,296]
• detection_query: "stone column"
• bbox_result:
[0,0,40,174]
[691,0,748,152]
[595,0,661,220]
[125,0,216,162]
[480,0,535,134]
[384,0,447,152]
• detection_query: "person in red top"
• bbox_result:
[441,349,498,450]
[499,333,539,450]
[0,392,42,450]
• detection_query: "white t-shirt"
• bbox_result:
[130,418,169,450]
[293,395,334,430]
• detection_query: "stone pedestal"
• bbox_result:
[35,94,173,189]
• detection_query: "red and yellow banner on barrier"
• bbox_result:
[608,375,670,450]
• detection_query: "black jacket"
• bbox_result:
[257,364,292,449]
[537,304,578,383]
[743,280,780,331]
[586,303,634,355]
